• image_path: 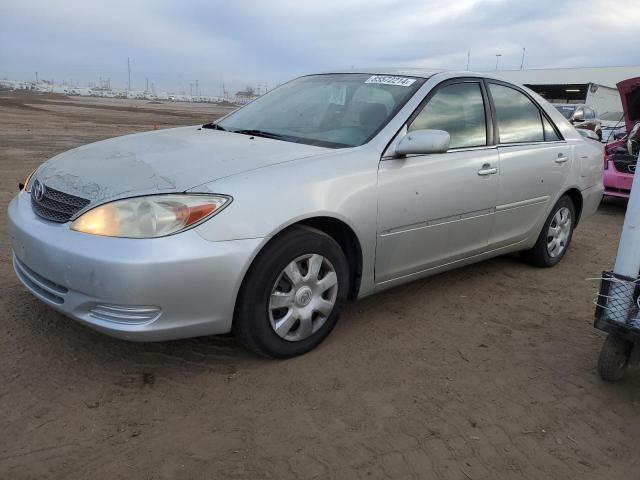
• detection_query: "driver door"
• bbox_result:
[375,79,499,284]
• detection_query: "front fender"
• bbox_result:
[191,147,381,297]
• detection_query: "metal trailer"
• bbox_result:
[595,138,640,381]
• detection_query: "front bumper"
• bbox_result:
[7,192,263,341]
[604,161,634,198]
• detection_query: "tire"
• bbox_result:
[521,195,576,268]
[233,226,349,358]
[598,334,632,382]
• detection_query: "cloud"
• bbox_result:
[1,0,638,94]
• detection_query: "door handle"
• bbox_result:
[555,154,569,164]
[478,164,498,176]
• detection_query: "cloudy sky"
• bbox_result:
[1,0,639,95]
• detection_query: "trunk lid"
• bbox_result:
[617,77,640,133]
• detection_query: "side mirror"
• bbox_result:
[395,129,450,156]
[572,113,585,123]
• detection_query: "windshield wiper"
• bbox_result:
[202,122,227,131]
[229,129,300,143]
[230,129,295,142]
[204,125,301,143]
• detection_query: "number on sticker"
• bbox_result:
[365,75,416,87]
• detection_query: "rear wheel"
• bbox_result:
[233,226,349,358]
[521,195,576,267]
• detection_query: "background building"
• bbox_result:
[235,89,258,105]
[492,65,640,114]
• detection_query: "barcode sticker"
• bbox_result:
[365,75,416,87]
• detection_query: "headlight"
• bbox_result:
[70,194,231,238]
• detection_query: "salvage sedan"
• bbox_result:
[8,70,604,357]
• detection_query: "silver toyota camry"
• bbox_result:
[8,69,604,357]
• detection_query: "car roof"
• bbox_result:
[318,67,446,79]
[315,68,543,86]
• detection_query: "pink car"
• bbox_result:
[604,77,640,198]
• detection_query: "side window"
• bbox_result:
[542,116,561,141]
[409,82,487,149]
[489,83,544,143]
[585,108,595,120]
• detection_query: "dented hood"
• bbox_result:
[35,126,330,204]
[617,77,640,132]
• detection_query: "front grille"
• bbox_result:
[30,180,91,222]
[611,153,637,175]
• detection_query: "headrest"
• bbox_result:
[360,103,388,127]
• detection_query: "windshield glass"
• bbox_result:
[217,74,425,148]
[554,105,577,119]
[600,111,623,122]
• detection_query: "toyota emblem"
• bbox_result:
[32,180,45,201]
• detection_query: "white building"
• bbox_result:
[491,65,640,114]
[235,90,257,105]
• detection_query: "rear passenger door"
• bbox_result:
[486,81,570,249]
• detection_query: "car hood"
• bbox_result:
[34,126,330,204]
[617,77,640,132]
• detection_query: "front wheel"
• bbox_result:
[233,226,349,358]
[521,195,576,267]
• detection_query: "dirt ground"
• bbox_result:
[1,90,639,480]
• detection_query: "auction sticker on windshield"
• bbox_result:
[365,75,416,87]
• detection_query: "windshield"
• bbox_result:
[554,105,577,119]
[600,111,623,122]
[217,74,425,148]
